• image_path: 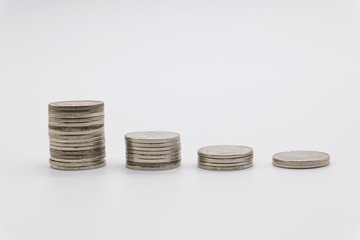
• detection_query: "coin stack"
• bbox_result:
[198,145,254,171]
[125,131,181,170]
[273,150,330,169]
[48,100,106,170]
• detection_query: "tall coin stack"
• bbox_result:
[48,100,106,170]
[125,131,181,170]
[198,145,253,171]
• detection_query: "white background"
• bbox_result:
[0,0,360,239]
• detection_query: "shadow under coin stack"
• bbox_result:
[48,100,106,170]
[198,145,253,171]
[125,131,181,170]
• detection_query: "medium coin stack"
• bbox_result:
[273,150,330,169]
[198,145,254,171]
[125,131,181,170]
[48,100,106,170]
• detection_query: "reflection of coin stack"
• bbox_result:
[48,100,106,170]
[125,131,181,170]
[198,145,253,171]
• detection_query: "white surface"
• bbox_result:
[0,1,360,239]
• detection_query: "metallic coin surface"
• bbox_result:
[198,145,253,158]
[198,156,253,163]
[49,159,104,167]
[126,149,181,155]
[126,157,180,164]
[198,161,253,167]
[126,152,181,159]
[198,163,253,171]
[50,144,105,151]
[50,161,106,171]
[125,145,180,151]
[126,161,180,171]
[48,112,104,118]
[48,120,104,127]
[50,155,105,163]
[49,100,104,109]
[126,141,181,148]
[272,151,330,169]
[198,156,253,164]
[125,131,180,143]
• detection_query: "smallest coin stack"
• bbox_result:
[273,150,330,169]
[125,131,181,170]
[198,145,254,171]
[48,100,106,170]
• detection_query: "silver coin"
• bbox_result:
[198,161,253,167]
[50,139,105,148]
[198,145,253,158]
[126,149,181,155]
[50,150,106,159]
[126,146,181,152]
[273,162,329,169]
[48,112,104,118]
[49,159,105,167]
[49,133,104,141]
[126,161,180,171]
[126,157,180,164]
[48,120,104,128]
[48,108,104,115]
[272,151,330,169]
[48,127,104,135]
[50,155,105,163]
[49,116,105,123]
[50,161,106,171]
[49,100,104,109]
[126,152,181,159]
[198,155,253,164]
[125,131,180,143]
[50,144,105,151]
[198,163,253,171]
[125,140,181,148]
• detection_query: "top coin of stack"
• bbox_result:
[198,145,254,171]
[48,100,106,170]
[273,150,330,169]
[125,131,181,170]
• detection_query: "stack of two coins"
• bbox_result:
[198,145,254,171]
[48,101,106,170]
[125,131,181,170]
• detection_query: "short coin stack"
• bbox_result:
[125,131,181,170]
[273,150,330,169]
[198,145,254,171]
[48,100,106,170]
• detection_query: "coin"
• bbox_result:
[126,161,181,171]
[125,140,181,148]
[48,100,104,109]
[126,152,181,159]
[50,155,106,163]
[50,144,105,151]
[48,120,104,127]
[50,161,106,171]
[198,163,253,171]
[49,159,104,167]
[125,131,180,143]
[126,148,181,155]
[198,155,253,164]
[272,151,330,169]
[49,116,104,123]
[198,145,253,158]
[49,133,104,141]
[126,157,180,164]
